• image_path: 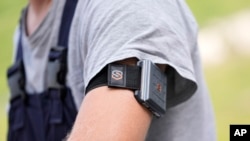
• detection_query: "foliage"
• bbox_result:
[187,0,250,26]
[205,55,250,141]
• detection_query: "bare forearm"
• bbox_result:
[68,86,152,141]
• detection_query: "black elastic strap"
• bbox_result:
[85,64,141,94]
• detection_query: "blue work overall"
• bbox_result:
[7,0,78,140]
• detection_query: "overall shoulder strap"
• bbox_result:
[15,0,78,62]
[15,8,26,62]
[15,27,23,62]
[47,0,78,87]
[58,0,78,47]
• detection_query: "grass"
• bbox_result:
[0,0,250,140]
[0,0,26,94]
[0,1,26,140]
[187,0,250,26]
[205,55,250,141]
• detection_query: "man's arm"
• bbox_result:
[67,58,166,141]
[68,86,152,141]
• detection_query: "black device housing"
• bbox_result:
[135,60,167,117]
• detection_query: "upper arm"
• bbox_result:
[68,87,152,141]
[68,0,198,139]
[68,58,162,141]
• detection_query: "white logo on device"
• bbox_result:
[112,70,123,80]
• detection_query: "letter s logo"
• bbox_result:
[111,70,123,80]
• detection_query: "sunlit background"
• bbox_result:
[0,0,250,140]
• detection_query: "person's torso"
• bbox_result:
[14,0,66,94]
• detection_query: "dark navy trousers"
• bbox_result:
[8,88,77,141]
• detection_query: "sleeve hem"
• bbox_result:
[84,50,197,108]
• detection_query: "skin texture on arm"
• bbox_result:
[68,86,152,141]
[67,58,166,141]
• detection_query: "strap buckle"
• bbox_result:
[47,46,68,89]
[7,60,26,100]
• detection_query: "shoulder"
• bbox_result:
[74,0,197,35]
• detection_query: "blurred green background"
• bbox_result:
[0,0,250,140]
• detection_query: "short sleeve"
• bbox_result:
[79,0,198,107]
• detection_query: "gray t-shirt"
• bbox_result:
[68,0,216,140]
[14,0,216,140]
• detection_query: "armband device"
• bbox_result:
[107,60,167,118]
